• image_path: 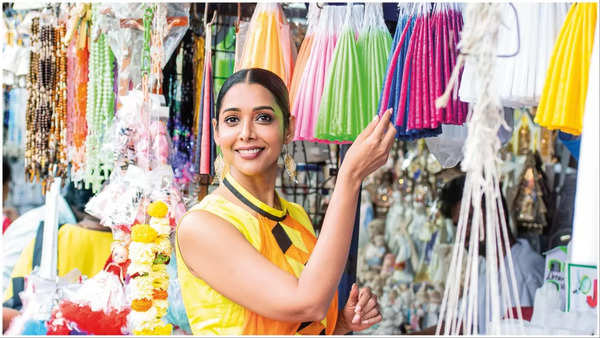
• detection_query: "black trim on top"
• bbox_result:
[271,223,292,253]
[223,177,287,222]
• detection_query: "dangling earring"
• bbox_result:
[283,146,297,183]
[213,154,225,184]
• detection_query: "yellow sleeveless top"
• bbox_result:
[175,174,338,335]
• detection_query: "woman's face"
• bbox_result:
[214,82,294,178]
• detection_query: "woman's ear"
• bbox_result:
[285,115,296,144]
[212,118,220,146]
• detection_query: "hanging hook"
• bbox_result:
[496,2,520,58]
[203,2,208,26]
[209,9,217,26]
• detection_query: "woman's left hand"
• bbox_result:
[337,283,382,333]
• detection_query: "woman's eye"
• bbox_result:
[256,113,273,122]
[224,116,239,124]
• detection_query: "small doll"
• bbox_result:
[105,241,131,284]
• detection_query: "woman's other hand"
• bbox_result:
[339,108,396,183]
[336,283,382,334]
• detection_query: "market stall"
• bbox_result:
[2,2,597,336]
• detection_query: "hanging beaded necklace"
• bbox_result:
[49,23,68,179]
[24,13,68,193]
[24,17,40,179]
[66,6,90,183]
[83,4,116,193]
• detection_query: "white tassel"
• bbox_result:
[436,4,525,335]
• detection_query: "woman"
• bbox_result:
[176,68,396,335]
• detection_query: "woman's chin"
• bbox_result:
[230,160,279,178]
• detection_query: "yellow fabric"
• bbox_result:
[4,224,113,302]
[176,176,338,335]
[535,3,597,135]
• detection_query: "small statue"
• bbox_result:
[424,287,443,328]
[380,253,396,279]
[373,171,395,216]
[365,235,387,268]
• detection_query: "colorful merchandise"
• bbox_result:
[193,20,216,176]
[358,3,392,121]
[82,5,116,192]
[292,5,345,142]
[214,25,236,96]
[128,201,173,335]
[535,3,597,135]
[24,17,69,192]
[289,3,320,108]
[238,3,296,87]
[314,4,367,143]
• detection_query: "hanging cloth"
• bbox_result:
[535,3,597,135]
[292,5,345,142]
[194,23,216,176]
[358,3,393,122]
[214,24,236,96]
[238,3,297,86]
[289,3,320,108]
[314,4,367,143]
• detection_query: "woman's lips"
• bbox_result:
[235,147,264,160]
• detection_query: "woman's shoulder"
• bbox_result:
[179,193,261,250]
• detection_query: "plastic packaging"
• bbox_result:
[424,123,468,168]
[100,3,189,94]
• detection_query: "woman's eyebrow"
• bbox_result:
[253,105,274,112]
[222,107,241,113]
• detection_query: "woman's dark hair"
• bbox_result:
[215,68,290,130]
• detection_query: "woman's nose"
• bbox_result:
[238,118,256,141]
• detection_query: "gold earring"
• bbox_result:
[213,154,225,184]
[283,146,297,183]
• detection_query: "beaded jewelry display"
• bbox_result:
[83,5,116,193]
[128,200,172,336]
[66,5,90,184]
[24,17,40,179]
[24,16,68,193]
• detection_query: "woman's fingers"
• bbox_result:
[362,295,378,314]
[361,307,381,322]
[372,108,393,138]
[361,314,383,326]
[358,114,381,141]
[383,120,397,147]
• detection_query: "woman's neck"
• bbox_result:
[228,167,280,209]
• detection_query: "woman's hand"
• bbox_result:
[335,283,382,334]
[338,108,396,183]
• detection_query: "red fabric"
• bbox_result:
[3,215,11,234]
[505,306,534,321]
[60,300,129,335]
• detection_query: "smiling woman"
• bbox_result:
[176,68,396,335]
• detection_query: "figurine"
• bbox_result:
[365,235,386,268]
